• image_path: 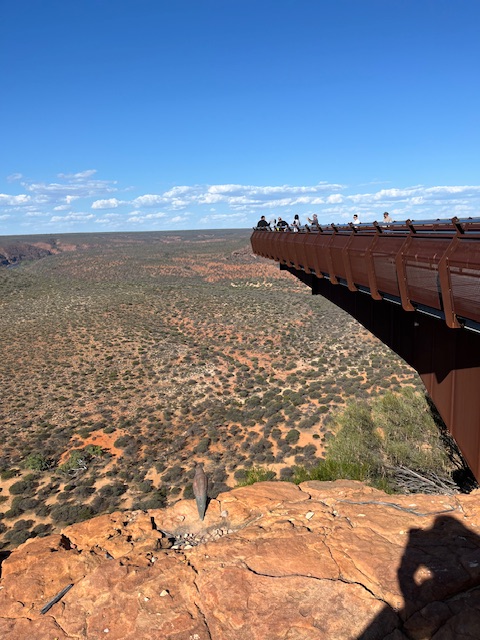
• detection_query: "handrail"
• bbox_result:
[253,216,480,236]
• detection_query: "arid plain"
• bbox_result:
[0,230,423,549]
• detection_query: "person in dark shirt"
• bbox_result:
[276,217,289,231]
[257,215,270,229]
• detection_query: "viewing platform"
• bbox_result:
[251,217,480,333]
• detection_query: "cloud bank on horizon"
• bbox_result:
[1,170,479,235]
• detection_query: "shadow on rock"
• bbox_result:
[357,515,480,639]
[0,550,11,579]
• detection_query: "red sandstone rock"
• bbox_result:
[1,481,480,639]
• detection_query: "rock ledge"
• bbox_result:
[1,480,480,639]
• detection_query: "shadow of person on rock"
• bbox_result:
[356,514,480,639]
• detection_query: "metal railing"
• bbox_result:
[251,217,480,332]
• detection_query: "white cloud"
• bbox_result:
[199,212,249,223]
[94,216,121,224]
[2,170,480,233]
[197,193,225,205]
[132,194,166,207]
[21,170,117,201]
[206,182,343,196]
[0,194,31,205]
[91,198,123,209]
[57,169,97,180]
[327,194,343,204]
[7,173,23,182]
[127,211,167,223]
[50,212,95,223]
[162,186,194,198]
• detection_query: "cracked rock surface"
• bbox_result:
[1,480,480,639]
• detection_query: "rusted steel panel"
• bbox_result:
[276,232,293,265]
[289,232,308,270]
[314,231,336,277]
[250,230,261,255]
[269,231,283,261]
[370,235,405,298]
[268,233,279,260]
[251,220,480,325]
[303,230,324,277]
[413,322,480,480]
[328,233,350,281]
[401,237,452,310]
[444,238,480,323]
[343,234,376,291]
[251,230,271,258]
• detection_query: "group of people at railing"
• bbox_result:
[256,211,393,231]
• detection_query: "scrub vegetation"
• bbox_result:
[0,229,461,550]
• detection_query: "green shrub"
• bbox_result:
[237,466,276,486]
[23,453,52,471]
[85,444,103,457]
[285,429,300,445]
[9,475,39,496]
[50,503,95,526]
[292,459,371,484]
[4,528,34,546]
[1,469,19,481]
[98,482,127,498]
[195,437,211,454]
[113,435,134,448]
[323,390,451,492]
[32,523,52,537]
[59,446,103,474]
[326,402,382,473]
[372,389,448,472]
[183,483,194,499]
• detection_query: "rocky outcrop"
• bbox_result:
[0,242,53,266]
[1,480,480,639]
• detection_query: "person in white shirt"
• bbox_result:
[382,212,393,225]
[291,214,301,231]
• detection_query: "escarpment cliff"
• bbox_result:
[0,241,53,266]
[1,480,480,639]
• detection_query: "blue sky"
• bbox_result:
[1,0,479,235]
